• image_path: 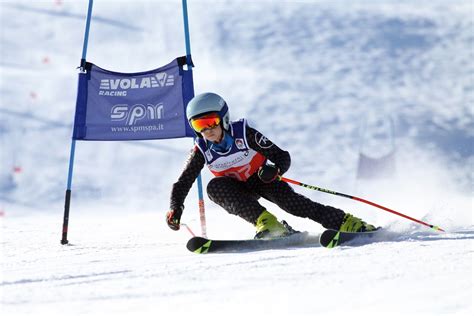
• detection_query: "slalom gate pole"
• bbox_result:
[196,178,207,237]
[279,176,445,232]
[181,0,207,237]
[61,0,94,245]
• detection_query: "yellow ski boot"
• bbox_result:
[339,213,377,232]
[254,210,294,239]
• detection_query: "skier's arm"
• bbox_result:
[167,147,205,230]
[170,146,205,210]
[246,126,291,175]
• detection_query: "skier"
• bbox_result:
[166,92,377,238]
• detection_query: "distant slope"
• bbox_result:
[0,1,471,226]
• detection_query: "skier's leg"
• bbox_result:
[207,177,291,238]
[256,180,346,230]
[206,176,264,224]
[257,180,376,231]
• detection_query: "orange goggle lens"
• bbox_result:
[190,114,221,132]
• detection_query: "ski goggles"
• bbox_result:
[190,113,221,132]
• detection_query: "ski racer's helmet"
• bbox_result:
[186,92,230,134]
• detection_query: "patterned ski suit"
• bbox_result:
[170,119,346,230]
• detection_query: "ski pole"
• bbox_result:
[181,223,196,237]
[279,176,445,232]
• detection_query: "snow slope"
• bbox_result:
[2,212,473,316]
[1,0,473,315]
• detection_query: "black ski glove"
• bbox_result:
[257,165,280,183]
[166,206,183,230]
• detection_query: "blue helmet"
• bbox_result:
[186,92,230,131]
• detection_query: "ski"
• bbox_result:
[319,229,380,248]
[186,232,317,254]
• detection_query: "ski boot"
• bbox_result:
[339,213,377,232]
[254,210,298,239]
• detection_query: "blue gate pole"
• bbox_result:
[61,0,94,245]
[182,0,192,59]
[181,0,207,237]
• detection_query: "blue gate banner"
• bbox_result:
[73,57,195,140]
